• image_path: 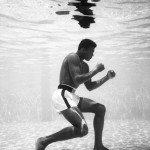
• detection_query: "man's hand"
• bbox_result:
[95,63,105,73]
[107,70,116,79]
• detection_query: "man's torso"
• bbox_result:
[59,53,89,89]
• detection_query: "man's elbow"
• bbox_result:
[86,85,94,91]
[86,82,97,91]
[88,87,93,91]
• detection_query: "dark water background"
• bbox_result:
[0,0,150,122]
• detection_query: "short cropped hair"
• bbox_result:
[78,39,97,51]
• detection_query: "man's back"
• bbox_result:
[59,53,81,89]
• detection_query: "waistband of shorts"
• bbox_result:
[58,84,76,93]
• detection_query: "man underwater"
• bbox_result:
[36,39,116,150]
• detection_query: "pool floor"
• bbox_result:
[0,120,150,150]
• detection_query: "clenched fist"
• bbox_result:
[95,63,105,72]
[107,70,116,79]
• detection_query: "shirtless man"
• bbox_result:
[35,39,116,150]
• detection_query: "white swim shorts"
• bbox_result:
[52,84,81,113]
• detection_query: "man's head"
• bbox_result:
[77,39,97,61]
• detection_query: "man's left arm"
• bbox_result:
[84,70,116,91]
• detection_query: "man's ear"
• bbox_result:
[80,47,85,52]
[79,48,85,55]
[82,47,87,53]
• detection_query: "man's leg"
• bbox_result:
[78,97,108,150]
[35,107,88,150]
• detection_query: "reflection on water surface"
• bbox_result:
[56,0,97,28]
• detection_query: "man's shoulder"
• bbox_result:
[67,53,77,58]
[66,53,79,62]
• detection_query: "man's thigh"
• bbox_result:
[78,97,105,113]
[61,107,86,127]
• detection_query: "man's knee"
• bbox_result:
[82,124,88,136]
[95,103,106,116]
[77,124,88,137]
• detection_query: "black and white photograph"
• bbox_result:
[0,0,150,150]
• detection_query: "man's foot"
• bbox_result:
[35,137,47,150]
[102,146,109,150]
[94,145,109,150]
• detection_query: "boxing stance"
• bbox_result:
[35,39,116,150]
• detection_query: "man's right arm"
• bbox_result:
[84,70,116,91]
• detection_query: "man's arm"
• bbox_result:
[84,76,109,91]
[84,70,116,91]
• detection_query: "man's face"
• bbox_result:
[84,47,95,61]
